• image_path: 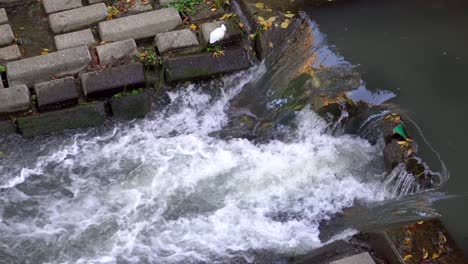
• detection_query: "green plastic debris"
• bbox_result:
[393,124,408,139]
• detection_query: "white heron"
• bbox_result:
[209,24,227,44]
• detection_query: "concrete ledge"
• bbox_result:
[49,3,107,34]
[128,0,153,14]
[96,39,137,65]
[155,29,199,54]
[201,20,242,45]
[0,24,14,46]
[98,8,182,42]
[0,8,8,24]
[80,63,146,98]
[110,92,151,119]
[17,102,106,137]
[164,47,251,82]
[33,77,79,111]
[6,46,92,87]
[43,0,82,14]
[189,4,224,24]
[54,29,96,50]
[329,252,375,264]
[0,44,21,61]
[0,85,30,114]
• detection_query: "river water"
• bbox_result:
[0,3,461,263]
[306,0,468,254]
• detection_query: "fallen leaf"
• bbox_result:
[432,252,439,259]
[404,237,411,244]
[417,221,424,225]
[280,19,290,28]
[403,254,412,261]
[189,24,197,30]
[423,248,429,259]
[268,41,273,48]
[267,16,276,23]
[210,8,216,11]
[265,8,272,12]
[238,22,244,28]
[255,2,264,9]
[42,48,50,52]
[220,13,234,20]
[284,13,295,18]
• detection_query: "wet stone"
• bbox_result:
[329,252,376,264]
[43,0,83,14]
[80,63,146,98]
[88,0,104,3]
[189,4,224,23]
[200,20,242,45]
[49,3,107,34]
[110,92,151,119]
[0,8,8,24]
[128,0,153,14]
[0,24,14,46]
[33,77,79,111]
[96,39,137,65]
[54,29,96,50]
[98,8,182,42]
[6,46,92,87]
[17,102,106,137]
[0,85,31,114]
[155,29,199,54]
[164,47,251,82]
[0,120,16,135]
[0,44,21,61]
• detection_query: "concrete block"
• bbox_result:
[0,120,16,135]
[0,85,30,114]
[17,102,106,137]
[201,20,242,45]
[49,3,107,34]
[329,252,375,264]
[0,24,14,46]
[33,77,79,111]
[43,0,83,14]
[0,44,21,61]
[165,47,251,82]
[0,8,8,24]
[128,0,153,14]
[54,29,95,50]
[88,0,104,3]
[110,92,151,119]
[96,39,137,65]
[189,4,224,24]
[158,0,175,5]
[80,63,145,98]
[98,8,182,42]
[6,46,92,87]
[155,29,199,54]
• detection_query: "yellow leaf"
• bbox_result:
[423,248,429,259]
[210,8,216,11]
[404,237,411,244]
[189,24,197,30]
[265,8,272,12]
[268,41,273,48]
[417,221,424,225]
[249,33,256,39]
[258,16,265,23]
[441,233,447,243]
[220,13,234,20]
[280,19,290,28]
[42,48,49,52]
[267,16,276,23]
[432,252,439,259]
[403,254,412,261]
[238,22,244,28]
[255,2,264,9]
[41,51,48,55]
[284,13,295,18]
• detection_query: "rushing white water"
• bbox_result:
[0,67,396,264]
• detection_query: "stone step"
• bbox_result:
[155,29,199,55]
[189,4,224,24]
[49,3,107,34]
[33,77,79,111]
[0,85,30,114]
[0,44,21,61]
[80,63,145,98]
[164,46,251,82]
[200,20,242,45]
[128,0,153,14]
[98,8,182,42]
[54,29,96,51]
[329,252,376,264]
[110,91,151,119]
[0,8,8,24]
[0,24,14,46]
[17,102,106,137]
[96,39,137,65]
[6,45,92,87]
[43,0,82,14]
